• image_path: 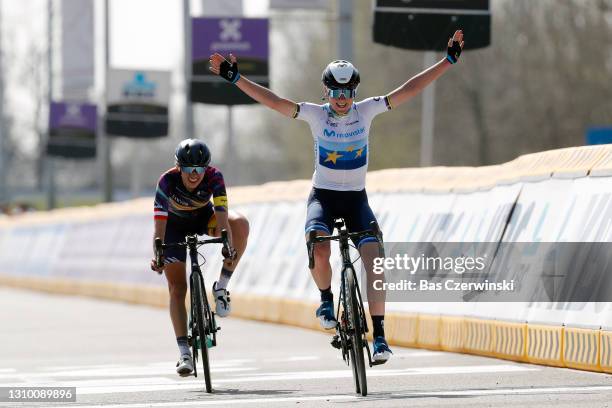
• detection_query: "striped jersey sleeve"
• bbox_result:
[206,167,228,212]
[153,174,170,220]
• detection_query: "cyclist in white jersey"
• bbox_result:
[210,30,465,364]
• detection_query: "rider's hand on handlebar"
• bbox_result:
[150,257,164,274]
[222,246,237,261]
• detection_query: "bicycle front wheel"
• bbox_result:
[192,272,212,393]
[346,265,367,396]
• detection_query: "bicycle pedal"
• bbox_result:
[370,360,387,366]
[330,335,342,349]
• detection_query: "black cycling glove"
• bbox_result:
[222,245,237,261]
[446,41,462,64]
[219,60,241,84]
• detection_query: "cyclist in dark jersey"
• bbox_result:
[151,138,250,376]
[209,30,464,364]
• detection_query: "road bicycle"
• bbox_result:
[307,219,384,397]
[154,230,230,393]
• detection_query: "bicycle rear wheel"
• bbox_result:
[192,272,212,393]
[346,265,367,396]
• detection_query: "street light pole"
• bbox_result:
[0,0,6,206]
[337,0,353,61]
[46,0,57,209]
[420,51,436,167]
[184,0,194,139]
[101,0,113,202]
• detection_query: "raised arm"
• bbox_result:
[387,30,465,109]
[209,53,297,118]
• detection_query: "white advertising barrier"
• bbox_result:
[503,177,612,330]
[0,211,159,287]
[225,201,318,303]
[0,173,611,332]
[370,185,521,318]
[362,191,455,316]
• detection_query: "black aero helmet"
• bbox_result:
[174,138,211,167]
[321,60,360,90]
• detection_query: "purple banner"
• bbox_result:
[50,102,97,132]
[191,17,269,105]
[47,101,97,159]
[192,17,268,61]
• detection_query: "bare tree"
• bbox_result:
[433,0,612,166]
[18,42,48,190]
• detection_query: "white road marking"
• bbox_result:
[48,385,612,408]
[53,394,357,408]
[336,350,443,360]
[267,356,320,362]
[393,351,445,358]
[0,364,537,395]
[391,385,612,397]
[43,360,254,371]
[0,366,256,382]
[0,359,257,381]
[42,376,178,388]
[208,358,256,365]
[41,364,126,371]
[49,366,256,378]
[209,364,537,384]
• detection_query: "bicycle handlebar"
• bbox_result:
[153,229,230,271]
[220,229,232,259]
[154,237,163,269]
[307,221,383,269]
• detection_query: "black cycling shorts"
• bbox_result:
[305,187,379,248]
[163,204,217,264]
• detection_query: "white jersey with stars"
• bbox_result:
[295,96,392,191]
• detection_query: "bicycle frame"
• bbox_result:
[154,231,230,393]
[307,219,384,396]
[185,235,218,347]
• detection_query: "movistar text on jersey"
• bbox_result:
[373,254,487,275]
[323,127,365,138]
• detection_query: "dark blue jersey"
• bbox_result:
[153,167,227,220]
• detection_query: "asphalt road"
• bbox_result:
[1,288,611,408]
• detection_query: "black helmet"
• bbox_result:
[321,60,360,90]
[174,138,211,167]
